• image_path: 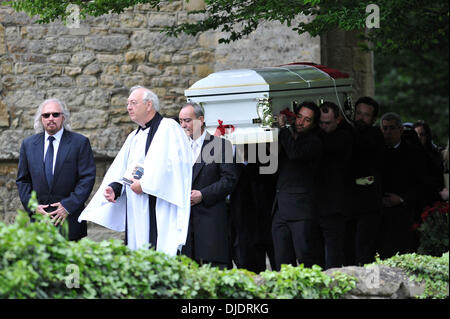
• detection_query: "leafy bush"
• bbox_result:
[2,193,448,299]
[413,201,449,257]
[0,192,357,299]
[373,252,449,299]
[259,264,357,299]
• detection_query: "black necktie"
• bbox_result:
[45,136,55,188]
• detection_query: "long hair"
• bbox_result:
[33,99,71,133]
[413,120,434,151]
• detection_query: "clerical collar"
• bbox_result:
[137,112,162,133]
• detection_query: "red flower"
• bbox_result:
[421,209,430,222]
[280,108,296,120]
[214,119,235,137]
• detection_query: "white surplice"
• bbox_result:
[78,118,192,256]
[125,126,150,250]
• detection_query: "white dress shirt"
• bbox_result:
[191,129,207,165]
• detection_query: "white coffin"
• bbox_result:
[184,63,354,144]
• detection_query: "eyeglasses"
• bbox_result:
[41,112,62,119]
[127,100,141,107]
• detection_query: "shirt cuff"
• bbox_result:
[109,182,123,200]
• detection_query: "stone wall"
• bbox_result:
[0,1,322,240]
[325,265,428,299]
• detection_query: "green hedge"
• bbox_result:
[0,210,358,299]
[0,193,358,299]
[0,193,447,299]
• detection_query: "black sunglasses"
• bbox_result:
[41,112,62,119]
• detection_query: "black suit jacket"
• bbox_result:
[274,127,323,221]
[315,127,353,216]
[381,139,428,221]
[345,125,385,216]
[16,130,96,240]
[185,133,239,264]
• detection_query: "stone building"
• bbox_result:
[0,0,373,240]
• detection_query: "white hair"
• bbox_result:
[129,86,160,112]
[33,98,71,133]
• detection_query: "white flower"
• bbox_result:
[256,95,273,127]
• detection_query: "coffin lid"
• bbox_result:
[185,63,351,97]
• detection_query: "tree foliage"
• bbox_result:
[3,0,448,142]
[375,46,449,146]
[170,0,449,55]
[3,0,448,55]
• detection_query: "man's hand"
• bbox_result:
[382,193,404,208]
[277,113,287,128]
[36,204,50,215]
[104,186,116,203]
[130,178,143,195]
[47,202,68,226]
[190,190,202,206]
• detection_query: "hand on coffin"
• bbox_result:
[278,113,287,128]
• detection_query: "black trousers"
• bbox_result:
[377,205,415,259]
[231,241,276,273]
[271,210,318,271]
[316,213,346,270]
[344,211,381,266]
[228,214,276,273]
[180,225,229,270]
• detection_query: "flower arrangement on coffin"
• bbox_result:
[412,201,449,257]
[256,94,273,128]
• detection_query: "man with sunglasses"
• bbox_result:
[16,99,96,241]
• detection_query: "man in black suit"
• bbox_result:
[16,98,96,241]
[178,102,238,269]
[314,101,353,269]
[229,144,277,273]
[273,101,323,271]
[343,96,385,266]
[378,112,427,259]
